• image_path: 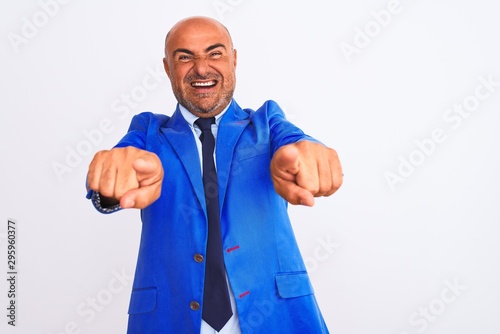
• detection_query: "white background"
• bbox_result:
[1,0,499,333]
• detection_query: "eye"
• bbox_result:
[209,51,223,59]
[177,54,193,62]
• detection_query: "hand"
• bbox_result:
[87,147,164,209]
[270,141,342,206]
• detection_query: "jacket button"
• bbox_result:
[194,254,204,263]
[190,301,200,311]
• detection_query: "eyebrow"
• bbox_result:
[205,43,226,52]
[172,43,227,57]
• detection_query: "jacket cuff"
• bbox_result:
[86,190,122,214]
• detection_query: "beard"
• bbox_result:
[172,73,236,115]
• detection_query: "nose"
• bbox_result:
[193,56,210,77]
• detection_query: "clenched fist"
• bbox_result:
[270,141,342,206]
[87,147,164,209]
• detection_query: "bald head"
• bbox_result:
[162,16,238,117]
[165,17,233,57]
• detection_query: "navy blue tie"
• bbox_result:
[195,117,232,331]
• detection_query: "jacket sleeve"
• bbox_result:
[113,112,154,149]
[258,100,322,155]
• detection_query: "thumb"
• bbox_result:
[120,155,163,209]
[119,186,161,209]
[133,157,161,184]
[273,144,300,178]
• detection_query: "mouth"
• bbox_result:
[190,80,218,89]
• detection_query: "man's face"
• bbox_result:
[164,18,237,117]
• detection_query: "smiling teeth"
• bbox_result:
[192,81,215,87]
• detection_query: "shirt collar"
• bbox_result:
[178,102,230,128]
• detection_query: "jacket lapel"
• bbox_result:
[160,106,206,211]
[216,100,250,211]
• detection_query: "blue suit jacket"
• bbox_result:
[90,100,330,333]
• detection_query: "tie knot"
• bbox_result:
[195,117,215,131]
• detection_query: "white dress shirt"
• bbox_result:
[178,104,242,334]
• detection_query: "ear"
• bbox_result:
[163,57,171,79]
[232,49,238,68]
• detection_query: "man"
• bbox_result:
[86,16,342,333]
